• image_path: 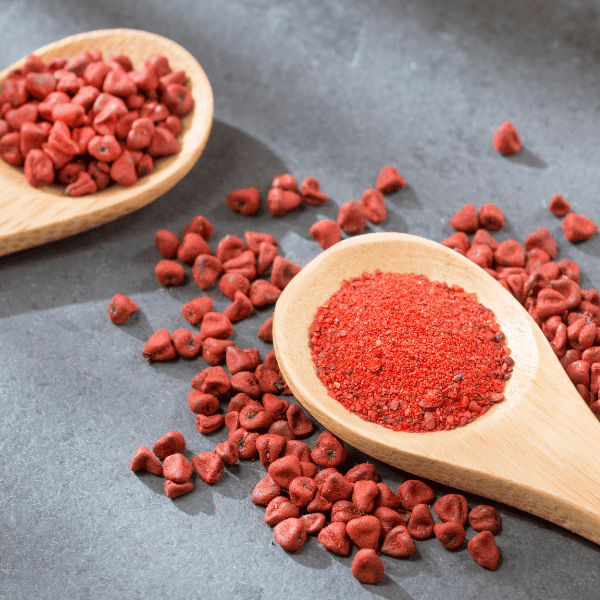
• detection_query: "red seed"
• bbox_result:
[192,255,223,290]
[223,250,257,280]
[183,215,215,240]
[239,401,273,431]
[268,455,303,490]
[182,296,213,326]
[300,176,328,205]
[289,476,318,507]
[218,272,251,301]
[524,228,558,259]
[106,293,138,324]
[155,259,185,286]
[468,505,501,532]
[380,525,416,557]
[172,329,202,358]
[373,507,407,537]
[433,521,466,550]
[311,431,347,467]
[351,549,385,585]
[562,212,598,243]
[317,522,351,556]
[310,219,342,250]
[433,493,469,526]
[254,363,285,394]
[271,256,301,290]
[468,531,500,570]
[398,479,435,509]
[271,173,298,192]
[407,503,435,539]
[321,472,354,503]
[192,452,224,484]
[493,120,522,155]
[374,482,402,510]
[195,413,225,434]
[300,512,326,535]
[191,365,231,396]
[227,187,261,215]
[266,187,302,217]
[376,165,406,193]
[229,370,261,398]
[286,404,314,438]
[164,480,194,498]
[450,204,479,233]
[244,231,279,254]
[256,433,287,468]
[264,495,300,525]
[130,446,163,476]
[251,475,282,505]
[223,291,254,323]
[359,188,387,223]
[494,239,526,268]
[214,440,240,466]
[188,390,219,416]
[152,430,185,460]
[249,279,282,307]
[337,199,367,235]
[352,480,379,514]
[154,229,180,259]
[215,234,246,263]
[143,329,177,361]
[273,517,307,551]
[478,203,505,231]
[257,317,274,342]
[283,440,312,463]
[441,231,470,254]
[177,233,211,264]
[202,337,234,366]
[548,193,571,216]
[199,312,234,340]
[162,453,193,483]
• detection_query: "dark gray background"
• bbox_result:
[2,1,600,598]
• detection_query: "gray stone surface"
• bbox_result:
[2,0,600,598]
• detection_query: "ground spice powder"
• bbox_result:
[310,271,512,432]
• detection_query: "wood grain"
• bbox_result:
[273,232,600,544]
[0,29,213,257]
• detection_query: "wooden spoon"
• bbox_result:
[273,232,600,544]
[0,29,213,257]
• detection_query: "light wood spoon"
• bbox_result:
[0,28,213,257]
[273,232,600,545]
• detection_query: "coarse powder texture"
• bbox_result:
[309,271,512,432]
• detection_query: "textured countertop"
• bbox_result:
[2,1,600,598]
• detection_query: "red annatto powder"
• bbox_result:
[310,271,512,432]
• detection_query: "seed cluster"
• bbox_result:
[0,49,193,194]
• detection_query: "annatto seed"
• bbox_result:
[375,165,406,194]
[106,293,138,324]
[310,219,342,250]
[177,233,211,264]
[300,176,329,206]
[380,525,416,558]
[337,199,367,235]
[191,365,231,396]
[155,259,185,286]
[373,507,407,537]
[188,390,219,415]
[154,229,180,259]
[450,203,479,232]
[230,371,261,398]
[182,296,213,326]
[244,231,279,254]
[143,329,177,361]
[300,513,326,535]
[249,279,281,307]
[468,505,501,532]
[407,503,435,539]
[227,187,261,215]
[351,549,385,585]
[433,494,469,525]
[289,476,318,507]
[239,401,273,431]
[257,242,279,276]
[218,272,251,300]
[152,430,185,460]
[230,429,259,460]
[224,291,254,323]
[183,215,215,240]
[256,433,287,468]
[264,495,300,525]
[359,188,387,223]
[192,452,224,484]
[215,234,246,263]
[468,531,500,570]
[195,413,225,434]
[223,251,257,280]
[374,483,402,510]
[268,455,303,489]
[433,521,466,550]
[192,255,223,290]
[398,479,435,509]
[271,256,301,290]
[493,120,522,155]
[352,480,379,514]
[257,316,274,344]
[548,193,571,216]
[130,446,163,476]
[286,404,314,438]
[164,480,194,499]
[251,474,282,505]
[311,431,347,467]
[162,452,193,483]
[321,472,354,503]
[345,462,380,484]
[478,203,505,231]
[172,329,202,358]
[199,312,234,340]
[213,440,240,466]
[317,522,351,556]
[346,515,381,550]
[202,338,235,366]
[562,212,598,243]
[273,517,307,551]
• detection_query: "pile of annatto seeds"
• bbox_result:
[0,48,192,195]
[119,121,599,584]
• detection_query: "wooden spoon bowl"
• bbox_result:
[0,28,213,257]
[273,232,600,544]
